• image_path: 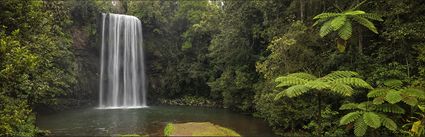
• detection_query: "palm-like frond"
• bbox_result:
[363,112,381,128]
[279,85,310,98]
[338,21,352,40]
[313,12,341,19]
[352,16,378,34]
[403,88,425,100]
[333,78,372,89]
[320,71,359,82]
[286,72,317,80]
[340,103,359,110]
[329,82,354,96]
[343,10,366,15]
[340,111,362,125]
[331,16,347,31]
[385,90,402,104]
[383,79,403,89]
[354,117,367,136]
[275,76,308,87]
[379,114,397,131]
[305,81,330,90]
[367,88,389,98]
[374,104,405,114]
[320,20,333,37]
[358,13,383,21]
[402,96,418,106]
[372,97,385,105]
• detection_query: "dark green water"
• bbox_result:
[36,106,277,136]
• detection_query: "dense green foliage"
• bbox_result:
[1,0,425,136]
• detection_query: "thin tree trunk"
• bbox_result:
[358,28,363,54]
[300,0,305,21]
[318,92,322,136]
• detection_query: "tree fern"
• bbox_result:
[379,115,397,131]
[340,111,362,125]
[354,117,367,136]
[339,101,401,136]
[351,16,378,34]
[320,71,359,82]
[313,12,341,20]
[338,21,352,40]
[286,72,317,80]
[385,90,402,104]
[358,13,383,21]
[367,88,389,98]
[367,79,425,106]
[363,112,381,128]
[319,21,333,37]
[313,2,382,53]
[374,104,405,114]
[333,78,373,89]
[329,82,354,96]
[274,71,371,135]
[275,76,308,87]
[331,16,347,31]
[305,81,330,90]
[340,103,360,110]
[372,97,385,105]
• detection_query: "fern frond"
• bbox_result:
[284,85,310,98]
[385,90,402,104]
[331,16,347,31]
[333,78,372,89]
[338,21,352,40]
[359,13,383,21]
[320,71,358,82]
[340,111,363,125]
[401,96,418,106]
[313,12,341,19]
[363,112,381,128]
[274,90,287,100]
[304,80,330,90]
[286,72,317,80]
[373,97,385,105]
[340,103,359,110]
[383,79,403,89]
[343,10,366,15]
[275,76,308,87]
[377,114,397,131]
[367,88,389,98]
[313,18,328,26]
[374,104,405,114]
[320,20,333,37]
[357,101,373,111]
[354,117,367,136]
[352,16,378,34]
[329,82,354,96]
[402,88,425,100]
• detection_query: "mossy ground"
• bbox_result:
[163,122,240,136]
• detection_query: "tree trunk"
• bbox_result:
[317,92,322,136]
[300,0,305,21]
[358,28,363,54]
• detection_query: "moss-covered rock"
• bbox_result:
[163,122,240,136]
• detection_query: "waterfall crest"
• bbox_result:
[99,13,147,109]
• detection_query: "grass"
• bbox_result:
[164,123,174,136]
[163,122,240,136]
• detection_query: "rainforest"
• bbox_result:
[1,0,425,136]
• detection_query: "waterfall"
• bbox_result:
[99,13,147,109]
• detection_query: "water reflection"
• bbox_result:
[37,106,276,136]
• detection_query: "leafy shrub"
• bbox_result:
[0,96,39,136]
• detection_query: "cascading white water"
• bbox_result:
[99,13,147,109]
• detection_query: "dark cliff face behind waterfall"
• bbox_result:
[64,1,129,109]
